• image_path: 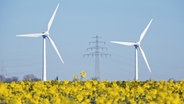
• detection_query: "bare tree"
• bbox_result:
[0,75,19,82]
[11,76,19,82]
[0,75,5,81]
[23,74,41,81]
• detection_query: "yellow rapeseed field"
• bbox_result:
[0,80,184,104]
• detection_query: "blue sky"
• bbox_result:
[0,0,184,81]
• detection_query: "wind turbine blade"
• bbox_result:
[47,3,59,32]
[47,36,64,64]
[111,41,136,46]
[139,19,153,42]
[139,46,151,72]
[16,33,43,37]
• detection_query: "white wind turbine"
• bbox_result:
[111,19,153,80]
[16,3,64,81]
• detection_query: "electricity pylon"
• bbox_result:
[84,35,110,80]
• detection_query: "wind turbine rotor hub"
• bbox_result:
[134,42,140,48]
[44,31,49,36]
[137,42,141,45]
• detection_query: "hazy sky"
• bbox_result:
[0,0,184,81]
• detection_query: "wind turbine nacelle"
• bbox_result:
[42,31,49,37]
[134,42,140,48]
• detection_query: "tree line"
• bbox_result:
[0,74,41,82]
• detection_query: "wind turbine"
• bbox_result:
[111,19,153,80]
[16,3,64,81]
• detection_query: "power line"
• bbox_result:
[84,35,110,80]
[1,61,4,76]
[1,61,7,76]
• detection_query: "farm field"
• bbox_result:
[0,80,184,104]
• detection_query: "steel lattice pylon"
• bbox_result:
[84,35,110,80]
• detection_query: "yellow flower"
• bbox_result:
[0,79,184,103]
[85,81,92,89]
[73,74,78,79]
[76,94,83,102]
[80,71,86,78]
